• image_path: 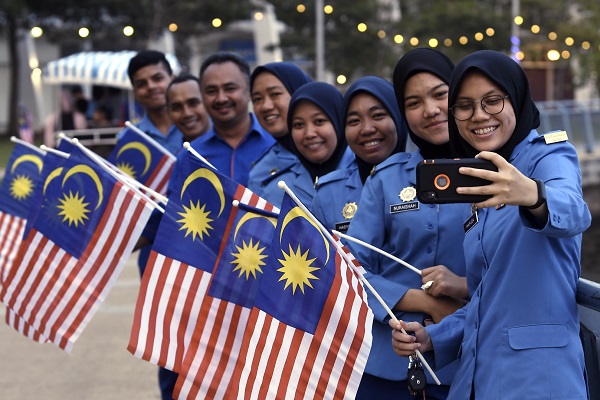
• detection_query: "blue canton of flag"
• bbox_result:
[0,143,45,218]
[33,151,113,258]
[56,136,75,153]
[253,193,336,334]
[107,128,175,194]
[153,151,240,272]
[208,188,278,308]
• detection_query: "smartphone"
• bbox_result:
[416,158,498,204]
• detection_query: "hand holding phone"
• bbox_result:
[416,158,498,203]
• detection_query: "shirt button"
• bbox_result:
[429,204,435,208]
[426,223,433,229]
[426,247,432,254]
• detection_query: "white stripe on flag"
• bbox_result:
[2,183,152,351]
[0,212,26,284]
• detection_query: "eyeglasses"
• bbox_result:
[450,95,509,121]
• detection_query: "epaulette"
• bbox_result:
[371,152,411,176]
[316,168,353,188]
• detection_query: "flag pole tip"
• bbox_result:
[125,120,132,128]
[57,132,65,138]
[232,200,240,207]
[72,138,79,144]
[277,180,287,189]
[183,141,190,149]
[40,145,48,151]
[10,136,16,141]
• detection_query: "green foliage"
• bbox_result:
[2,0,599,94]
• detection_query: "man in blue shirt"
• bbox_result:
[187,51,274,186]
[116,51,183,400]
[118,50,183,153]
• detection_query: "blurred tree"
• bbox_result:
[267,0,598,95]
[2,0,600,135]
[0,0,256,135]
[0,1,28,137]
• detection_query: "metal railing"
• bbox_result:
[536,98,600,153]
[57,127,120,148]
[577,278,600,399]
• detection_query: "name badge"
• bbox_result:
[544,130,568,144]
[464,211,478,234]
[335,221,350,233]
[390,202,419,213]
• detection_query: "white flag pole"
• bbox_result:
[57,133,168,206]
[124,121,176,160]
[277,180,441,385]
[333,230,422,276]
[10,136,46,155]
[66,139,164,213]
[183,142,217,170]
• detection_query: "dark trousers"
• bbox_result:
[356,372,450,400]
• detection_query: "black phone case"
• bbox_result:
[416,158,498,203]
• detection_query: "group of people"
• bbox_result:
[116,47,591,399]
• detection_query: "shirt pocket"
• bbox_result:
[508,324,569,350]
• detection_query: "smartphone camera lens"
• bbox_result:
[434,174,450,190]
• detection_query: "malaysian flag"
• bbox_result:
[128,151,245,372]
[0,142,47,342]
[0,150,153,351]
[107,127,176,195]
[223,193,373,400]
[0,142,45,284]
[173,189,278,399]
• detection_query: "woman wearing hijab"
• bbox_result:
[257,81,353,207]
[346,48,468,400]
[390,50,591,399]
[311,76,409,233]
[248,62,312,197]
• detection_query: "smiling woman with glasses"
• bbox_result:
[389,50,592,400]
[450,94,509,121]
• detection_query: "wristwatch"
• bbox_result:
[526,178,546,209]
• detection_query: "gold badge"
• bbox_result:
[342,202,358,219]
[269,167,280,176]
[399,186,417,202]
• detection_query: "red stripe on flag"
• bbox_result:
[203,304,245,399]
[270,325,303,399]
[145,155,174,195]
[38,184,131,345]
[220,304,262,399]
[0,212,26,285]
[128,249,160,355]
[56,189,146,349]
[141,255,173,361]
[2,183,151,351]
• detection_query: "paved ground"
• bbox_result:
[0,253,161,400]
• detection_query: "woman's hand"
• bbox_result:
[457,151,548,219]
[389,319,432,356]
[422,265,468,300]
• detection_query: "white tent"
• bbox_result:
[42,50,181,89]
[40,50,181,149]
